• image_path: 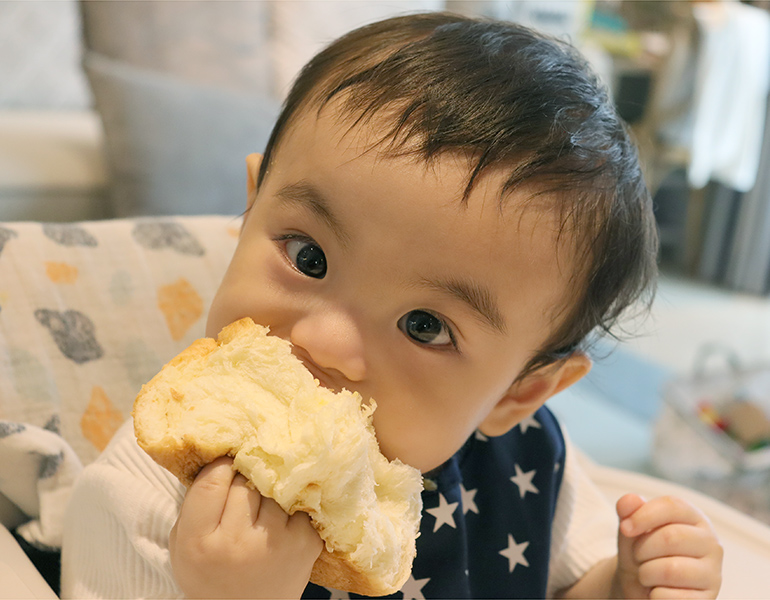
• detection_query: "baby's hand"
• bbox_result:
[615,494,723,599]
[169,457,323,599]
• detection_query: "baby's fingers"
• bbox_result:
[177,457,237,537]
[620,496,706,538]
[219,473,263,530]
[648,587,717,600]
[639,556,721,598]
[634,523,719,563]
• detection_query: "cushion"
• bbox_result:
[0,215,239,465]
[79,1,272,96]
[84,51,279,217]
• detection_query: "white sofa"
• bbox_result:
[0,215,768,598]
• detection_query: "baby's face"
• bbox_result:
[207,103,576,473]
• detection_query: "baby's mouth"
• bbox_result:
[309,368,335,392]
[290,346,375,417]
[293,351,339,393]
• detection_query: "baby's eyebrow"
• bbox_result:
[420,277,507,335]
[276,181,351,248]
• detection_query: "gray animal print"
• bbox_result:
[42,223,98,247]
[0,226,17,256]
[34,309,104,364]
[0,422,26,438]
[132,221,205,256]
[37,450,64,479]
[44,415,60,435]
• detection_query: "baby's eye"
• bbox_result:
[285,237,327,279]
[398,310,456,348]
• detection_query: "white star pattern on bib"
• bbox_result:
[425,492,459,532]
[460,484,478,515]
[518,414,542,434]
[499,534,530,573]
[400,575,430,600]
[510,464,539,498]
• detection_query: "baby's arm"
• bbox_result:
[169,457,323,599]
[61,420,185,598]
[614,494,723,599]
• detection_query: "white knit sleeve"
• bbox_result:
[546,434,619,598]
[60,420,185,599]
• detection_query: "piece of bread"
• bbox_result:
[132,317,423,596]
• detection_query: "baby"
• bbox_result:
[61,12,722,599]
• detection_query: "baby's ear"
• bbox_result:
[478,352,591,437]
[245,153,263,210]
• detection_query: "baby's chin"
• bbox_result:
[374,433,452,475]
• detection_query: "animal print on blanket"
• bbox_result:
[0,215,239,465]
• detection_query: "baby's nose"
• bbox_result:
[289,309,366,384]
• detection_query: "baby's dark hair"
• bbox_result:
[257,12,658,378]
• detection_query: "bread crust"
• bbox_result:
[133,318,420,596]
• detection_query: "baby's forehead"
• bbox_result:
[286,98,559,201]
[281,99,584,247]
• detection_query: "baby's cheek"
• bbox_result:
[385,423,466,473]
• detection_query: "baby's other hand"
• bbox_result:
[614,494,723,599]
[169,457,323,599]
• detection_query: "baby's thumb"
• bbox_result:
[617,493,645,525]
[616,494,645,566]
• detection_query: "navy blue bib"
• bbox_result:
[303,406,566,599]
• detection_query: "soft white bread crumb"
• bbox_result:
[132,317,422,596]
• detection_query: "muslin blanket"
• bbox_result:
[0,420,82,549]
